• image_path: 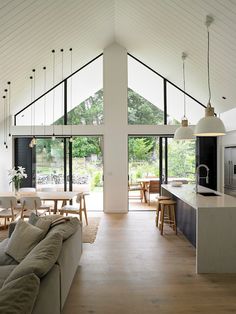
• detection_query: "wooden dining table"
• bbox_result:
[0,191,77,214]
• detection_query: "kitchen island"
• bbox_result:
[161,184,236,273]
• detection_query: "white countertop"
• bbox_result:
[161,184,236,209]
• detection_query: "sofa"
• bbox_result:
[0,214,83,314]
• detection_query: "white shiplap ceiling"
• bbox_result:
[1,0,236,121]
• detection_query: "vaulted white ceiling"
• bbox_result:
[0,0,236,122]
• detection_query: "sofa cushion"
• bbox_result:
[35,219,51,238]
[0,265,16,288]
[5,220,44,263]
[0,273,40,314]
[0,238,18,266]
[4,232,63,285]
[47,217,80,240]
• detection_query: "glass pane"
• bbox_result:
[128,56,164,125]
[71,136,103,211]
[167,83,205,125]
[35,138,65,191]
[167,138,195,183]
[15,83,64,126]
[128,136,160,210]
[67,56,103,125]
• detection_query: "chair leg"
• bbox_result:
[160,205,164,235]
[156,201,160,227]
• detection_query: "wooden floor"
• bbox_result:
[62,212,236,314]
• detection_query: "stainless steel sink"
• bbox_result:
[198,192,221,197]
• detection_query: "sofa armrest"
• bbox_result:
[56,225,82,310]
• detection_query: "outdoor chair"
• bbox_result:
[145,180,160,205]
[19,187,36,193]
[20,196,50,219]
[128,182,144,202]
[60,192,88,225]
[0,196,19,229]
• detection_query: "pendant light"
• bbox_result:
[174,53,194,140]
[7,81,11,137]
[194,15,225,136]
[60,48,64,146]
[69,48,73,143]
[52,49,56,141]
[29,75,34,148]
[4,89,8,148]
[3,95,7,148]
[32,69,37,146]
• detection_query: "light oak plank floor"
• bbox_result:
[63,212,236,314]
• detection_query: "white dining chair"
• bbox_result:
[19,187,36,192]
[60,192,88,225]
[20,196,50,219]
[0,196,19,229]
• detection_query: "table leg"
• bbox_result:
[53,200,58,214]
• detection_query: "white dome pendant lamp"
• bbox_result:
[174,53,194,140]
[194,15,225,137]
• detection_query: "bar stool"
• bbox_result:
[156,196,171,227]
[159,199,177,235]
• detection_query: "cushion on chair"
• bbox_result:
[5,220,44,263]
[0,273,40,314]
[4,232,63,284]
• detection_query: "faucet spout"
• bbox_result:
[195,164,210,193]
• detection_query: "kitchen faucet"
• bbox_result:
[195,164,209,193]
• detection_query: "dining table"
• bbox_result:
[136,177,189,203]
[0,191,78,214]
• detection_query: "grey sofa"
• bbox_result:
[0,217,82,314]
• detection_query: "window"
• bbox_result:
[128,55,164,125]
[67,55,103,125]
[167,83,205,125]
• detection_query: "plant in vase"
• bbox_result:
[8,166,27,193]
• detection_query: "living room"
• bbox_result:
[1,1,236,313]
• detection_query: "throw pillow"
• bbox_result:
[28,212,40,225]
[4,232,63,285]
[35,219,51,238]
[48,217,80,240]
[5,220,44,263]
[0,273,40,314]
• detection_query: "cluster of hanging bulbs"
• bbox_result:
[2,82,11,149]
[28,48,74,148]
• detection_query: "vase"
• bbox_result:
[14,181,21,196]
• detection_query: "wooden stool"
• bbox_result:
[159,199,177,235]
[156,196,171,227]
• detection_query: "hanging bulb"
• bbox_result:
[52,133,56,141]
[29,140,34,148]
[69,136,73,143]
[43,145,47,153]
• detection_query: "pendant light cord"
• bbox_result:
[61,49,64,135]
[30,76,33,136]
[43,66,46,136]
[7,82,11,136]
[52,50,55,136]
[207,26,211,105]
[70,48,73,138]
[182,56,186,118]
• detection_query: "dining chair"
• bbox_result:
[146,180,160,205]
[0,196,19,229]
[20,196,50,219]
[128,182,144,202]
[19,187,36,192]
[59,192,88,225]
